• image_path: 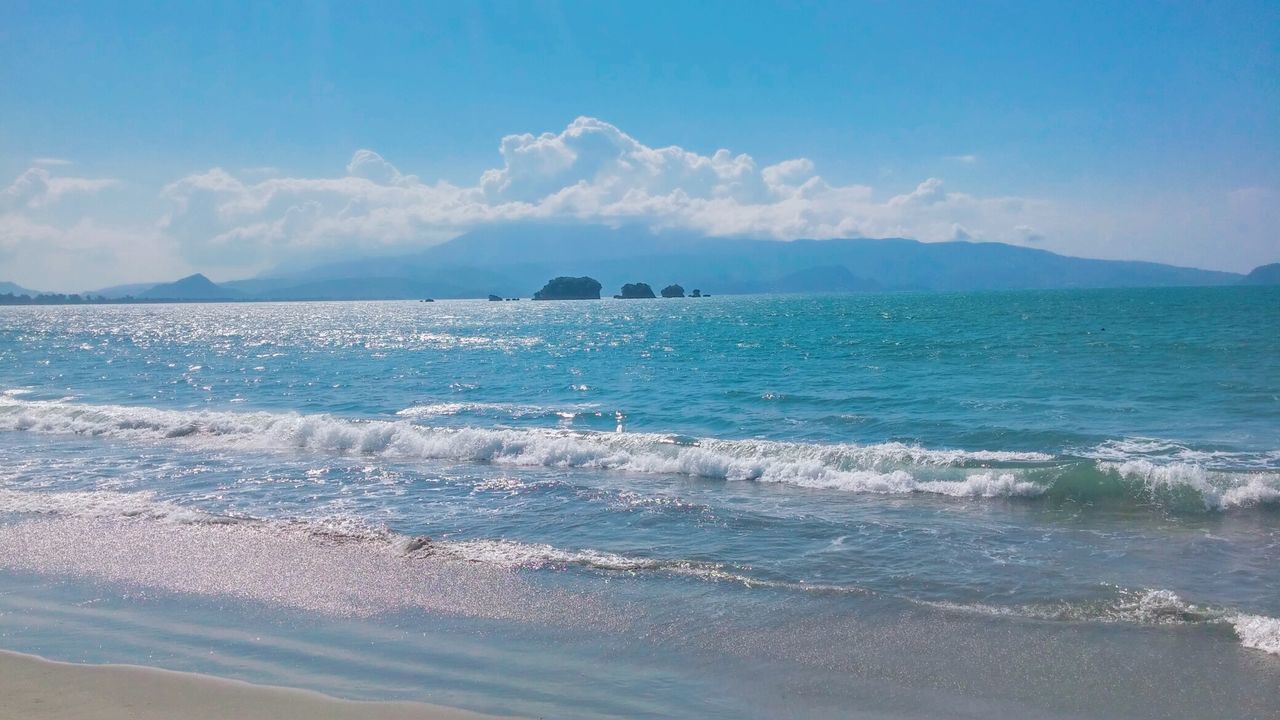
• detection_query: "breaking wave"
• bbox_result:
[396,401,615,423]
[929,589,1280,657]
[1,396,1276,510]
[1232,614,1280,656]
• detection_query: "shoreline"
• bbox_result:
[0,649,512,720]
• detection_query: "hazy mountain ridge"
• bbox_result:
[0,281,40,296]
[138,274,243,301]
[1242,263,1280,285]
[43,225,1258,301]
[253,225,1240,298]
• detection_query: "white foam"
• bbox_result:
[928,588,1224,627]
[0,487,858,595]
[1088,437,1280,470]
[1232,614,1280,656]
[0,396,1056,499]
[1101,459,1280,509]
[396,401,603,420]
[916,472,1044,498]
[4,486,1274,652]
[0,488,219,524]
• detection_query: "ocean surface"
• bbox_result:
[1,287,1277,719]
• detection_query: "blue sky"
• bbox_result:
[2,1,1277,289]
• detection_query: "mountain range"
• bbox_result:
[0,281,38,296]
[5,225,1275,302]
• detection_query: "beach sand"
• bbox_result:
[0,650,511,720]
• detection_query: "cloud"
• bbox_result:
[1015,224,1046,243]
[152,117,1048,273]
[346,150,418,186]
[1,166,119,213]
[0,166,175,289]
[946,154,979,164]
[32,157,73,167]
[8,119,1274,288]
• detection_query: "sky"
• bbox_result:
[2,1,1277,291]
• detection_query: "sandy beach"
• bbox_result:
[0,650,509,720]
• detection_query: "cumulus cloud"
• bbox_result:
[9,119,1274,288]
[152,116,1049,273]
[51,117,1271,289]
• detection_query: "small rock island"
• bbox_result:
[614,282,656,299]
[533,276,602,300]
[660,284,685,298]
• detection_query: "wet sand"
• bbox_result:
[0,650,510,720]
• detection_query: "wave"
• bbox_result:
[1,396,1276,510]
[396,401,615,422]
[927,588,1221,626]
[0,488,858,596]
[1098,460,1280,510]
[1085,437,1280,470]
[929,590,1280,657]
[3,487,1276,657]
[1232,614,1280,656]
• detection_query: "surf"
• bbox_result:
[2,395,1276,511]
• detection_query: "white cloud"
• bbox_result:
[7,116,1273,288]
[153,117,1049,274]
[0,166,179,289]
[1015,224,1046,243]
[946,154,979,164]
[1,167,119,212]
[32,157,73,167]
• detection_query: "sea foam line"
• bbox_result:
[0,488,857,596]
[2,487,1276,656]
[0,396,1052,499]
[2,396,1277,507]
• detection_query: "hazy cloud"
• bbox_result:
[1,167,119,211]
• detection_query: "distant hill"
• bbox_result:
[0,281,39,296]
[1241,263,1280,285]
[260,224,1240,298]
[139,274,242,301]
[222,267,522,300]
[50,225,1246,303]
[91,282,159,299]
[767,265,881,293]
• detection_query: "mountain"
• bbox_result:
[91,282,160,299]
[260,224,1239,298]
[1241,263,1280,285]
[51,225,1248,303]
[0,281,39,296]
[138,274,242,301]
[767,265,882,293]
[223,267,522,300]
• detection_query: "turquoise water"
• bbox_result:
[1,287,1278,718]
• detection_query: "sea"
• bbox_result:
[0,286,1277,719]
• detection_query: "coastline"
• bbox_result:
[0,649,512,720]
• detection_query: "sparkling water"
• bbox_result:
[1,287,1277,718]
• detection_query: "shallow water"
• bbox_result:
[0,288,1277,718]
